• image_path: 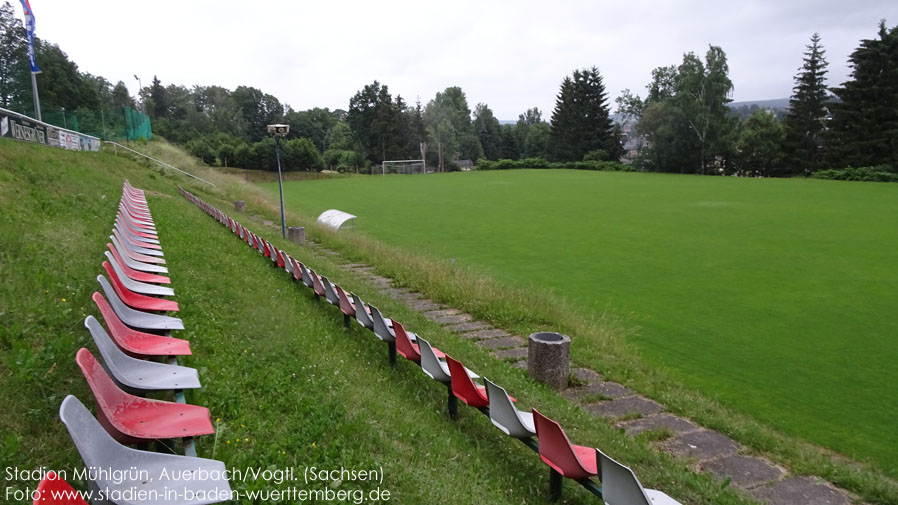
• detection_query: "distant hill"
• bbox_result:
[728,98,790,110]
[728,98,790,120]
[504,98,793,125]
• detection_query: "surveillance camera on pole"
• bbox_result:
[268,124,290,237]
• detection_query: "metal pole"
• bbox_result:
[549,469,563,501]
[275,136,286,238]
[134,75,146,116]
[30,72,41,121]
[448,384,458,420]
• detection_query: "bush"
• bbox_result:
[475,157,630,172]
[583,149,609,161]
[282,138,324,172]
[185,138,216,165]
[812,166,898,182]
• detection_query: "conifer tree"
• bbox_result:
[828,21,898,169]
[549,67,620,162]
[782,33,829,173]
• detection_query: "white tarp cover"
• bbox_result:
[317,209,357,230]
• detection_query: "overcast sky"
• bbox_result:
[23,0,898,120]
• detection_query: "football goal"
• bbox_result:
[382,159,427,175]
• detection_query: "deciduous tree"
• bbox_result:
[736,109,785,176]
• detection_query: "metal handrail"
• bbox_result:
[104,141,216,187]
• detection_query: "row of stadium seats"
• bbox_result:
[36,182,232,505]
[180,187,682,505]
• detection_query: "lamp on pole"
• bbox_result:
[133,75,145,115]
[268,123,290,238]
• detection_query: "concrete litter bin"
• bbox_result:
[527,332,571,390]
[288,226,306,243]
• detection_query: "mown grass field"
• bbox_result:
[261,169,898,477]
[1,140,766,504]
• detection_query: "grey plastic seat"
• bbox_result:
[484,378,535,438]
[118,208,157,233]
[352,293,374,329]
[115,215,160,245]
[115,218,162,249]
[284,254,294,275]
[119,203,155,228]
[113,227,164,258]
[110,236,168,273]
[105,251,175,297]
[321,276,340,305]
[111,234,167,268]
[598,450,682,505]
[97,275,184,331]
[298,262,315,288]
[369,305,395,342]
[418,337,480,383]
[119,212,156,233]
[85,316,200,392]
[418,337,451,383]
[60,396,230,505]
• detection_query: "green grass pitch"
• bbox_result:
[262,169,898,475]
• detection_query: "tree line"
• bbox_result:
[0,2,142,135]
[0,1,894,178]
[618,23,898,178]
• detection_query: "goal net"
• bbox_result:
[382,159,426,175]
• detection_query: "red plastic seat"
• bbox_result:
[532,408,597,480]
[289,256,303,282]
[112,231,165,265]
[336,285,356,316]
[393,319,446,362]
[106,244,170,284]
[275,247,285,268]
[119,204,156,231]
[117,219,162,250]
[118,212,158,239]
[121,198,151,218]
[102,262,179,312]
[92,292,190,357]
[33,471,88,505]
[263,240,271,258]
[76,348,214,444]
[113,228,163,257]
[446,356,490,408]
[310,268,327,297]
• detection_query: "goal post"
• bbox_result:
[382,159,426,175]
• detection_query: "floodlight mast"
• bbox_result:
[268,124,290,238]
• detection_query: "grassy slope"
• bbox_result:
[0,139,762,504]
[258,169,898,477]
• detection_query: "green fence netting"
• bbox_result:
[13,104,152,142]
